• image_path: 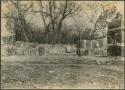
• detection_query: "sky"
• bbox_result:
[1,1,124,31]
[25,1,124,30]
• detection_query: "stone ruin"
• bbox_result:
[78,6,124,57]
[1,4,123,57]
[80,38,107,56]
[6,41,76,56]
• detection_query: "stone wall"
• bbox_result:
[2,40,108,56]
[80,38,108,56]
[37,44,76,56]
[14,41,39,56]
[12,41,77,56]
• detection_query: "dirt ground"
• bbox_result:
[1,56,124,89]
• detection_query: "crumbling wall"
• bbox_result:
[5,40,107,57]
[12,41,77,56]
[14,41,39,56]
[40,44,76,56]
[80,38,107,56]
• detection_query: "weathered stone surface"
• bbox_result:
[80,40,85,48]
[15,41,38,49]
[92,40,98,49]
[80,49,89,56]
[28,43,35,48]
[38,47,45,56]
[15,41,24,48]
[15,48,24,55]
[102,38,107,48]
[15,41,29,48]
[95,49,107,56]
[66,46,72,53]
[89,49,95,56]
[86,40,91,49]
[58,47,65,54]
[29,48,38,56]
[98,39,103,48]
[23,49,29,56]
[43,44,76,55]
[48,47,65,55]
[96,60,102,65]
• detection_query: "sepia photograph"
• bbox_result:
[1,0,124,89]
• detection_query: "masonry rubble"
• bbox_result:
[12,41,77,56]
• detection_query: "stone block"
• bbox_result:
[80,40,85,48]
[92,40,98,48]
[86,40,91,49]
[95,49,107,56]
[15,41,24,48]
[98,39,103,48]
[15,48,24,55]
[80,49,89,56]
[58,48,65,54]
[28,43,35,48]
[23,49,29,56]
[29,48,38,56]
[38,47,45,56]
[50,48,58,54]
[66,46,72,53]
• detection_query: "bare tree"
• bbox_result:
[3,1,33,42]
[32,0,83,44]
